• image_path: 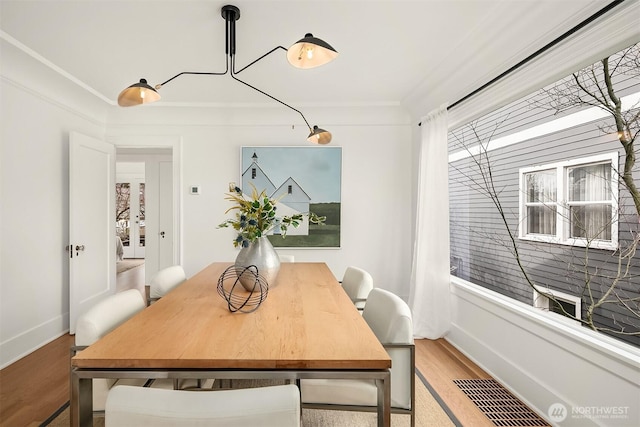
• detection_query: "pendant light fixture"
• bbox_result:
[117,79,160,107]
[287,33,339,69]
[307,126,332,145]
[118,4,337,144]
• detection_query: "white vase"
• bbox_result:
[234,236,280,291]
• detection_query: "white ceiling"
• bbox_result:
[0,0,611,115]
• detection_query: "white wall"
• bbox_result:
[0,39,107,367]
[448,277,640,427]
[1,33,414,368]
[2,14,638,427]
[106,103,414,298]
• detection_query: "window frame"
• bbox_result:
[533,288,582,322]
[518,152,619,250]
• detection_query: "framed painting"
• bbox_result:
[240,146,341,248]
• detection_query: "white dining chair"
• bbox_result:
[72,289,148,413]
[147,265,214,390]
[300,287,415,426]
[148,265,187,304]
[341,266,373,311]
[146,264,209,390]
[105,384,301,427]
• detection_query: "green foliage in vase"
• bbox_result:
[218,184,325,248]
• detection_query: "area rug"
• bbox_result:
[116,259,144,274]
[43,370,456,426]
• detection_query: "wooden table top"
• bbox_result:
[72,262,391,370]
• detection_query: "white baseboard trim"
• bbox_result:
[446,277,640,427]
[0,313,69,369]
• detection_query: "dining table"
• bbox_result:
[71,261,392,426]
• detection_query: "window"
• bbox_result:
[524,169,557,236]
[251,168,256,179]
[287,185,293,194]
[448,41,639,346]
[533,288,581,322]
[567,162,612,241]
[519,153,618,250]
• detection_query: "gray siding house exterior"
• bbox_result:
[448,75,640,347]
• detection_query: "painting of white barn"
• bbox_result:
[240,147,341,247]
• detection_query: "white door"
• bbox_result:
[69,131,116,334]
[158,160,173,269]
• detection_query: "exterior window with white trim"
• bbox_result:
[519,153,618,249]
[533,288,582,322]
[524,169,557,236]
[567,162,613,241]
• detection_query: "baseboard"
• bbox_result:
[446,278,640,427]
[0,313,69,369]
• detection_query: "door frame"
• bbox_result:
[108,135,183,271]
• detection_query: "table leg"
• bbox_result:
[71,371,92,427]
[376,371,391,427]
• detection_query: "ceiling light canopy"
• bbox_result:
[118,4,337,144]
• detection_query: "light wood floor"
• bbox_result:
[0,264,498,427]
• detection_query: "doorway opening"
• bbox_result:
[115,147,175,292]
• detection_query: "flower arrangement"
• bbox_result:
[218,183,325,248]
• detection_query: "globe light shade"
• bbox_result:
[117,78,161,107]
[287,33,338,69]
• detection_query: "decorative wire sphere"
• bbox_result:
[217,265,269,313]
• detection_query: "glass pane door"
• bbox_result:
[116,179,145,258]
[138,183,145,248]
[116,183,131,248]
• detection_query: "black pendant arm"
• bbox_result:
[157,55,230,88]
[233,46,288,74]
[230,65,311,131]
[157,70,227,88]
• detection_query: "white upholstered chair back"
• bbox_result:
[301,287,415,425]
[341,266,373,310]
[149,265,187,301]
[74,289,147,411]
[105,384,301,427]
[363,288,414,410]
[75,289,146,346]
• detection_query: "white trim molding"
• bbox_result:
[447,276,640,427]
[0,315,68,369]
[446,1,640,130]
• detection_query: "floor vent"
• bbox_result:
[453,379,549,426]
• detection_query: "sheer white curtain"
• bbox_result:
[409,105,451,339]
